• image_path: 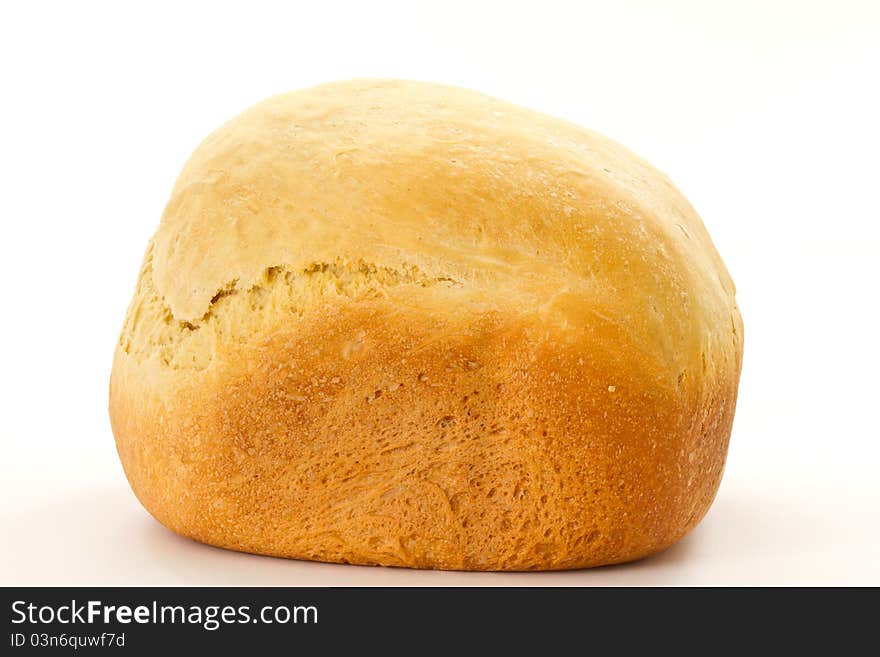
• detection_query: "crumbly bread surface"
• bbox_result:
[110,80,743,570]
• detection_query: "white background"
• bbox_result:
[1,0,878,585]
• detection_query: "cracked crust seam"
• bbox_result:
[118,245,461,370]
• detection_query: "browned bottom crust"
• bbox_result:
[111,294,738,571]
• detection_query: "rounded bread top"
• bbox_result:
[150,79,738,374]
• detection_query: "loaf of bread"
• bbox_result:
[110,79,743,570]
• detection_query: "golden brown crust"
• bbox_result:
[110,79,743,570]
